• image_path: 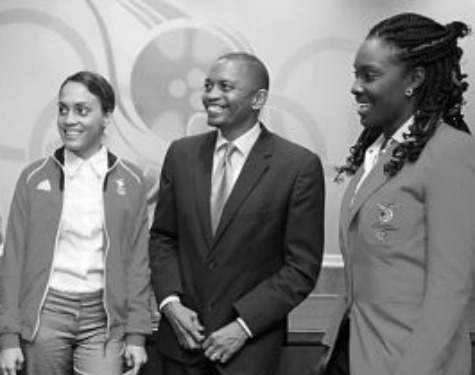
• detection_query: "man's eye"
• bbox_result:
[204,82,212,92]
[58,106,68,116]
[220,83,232,92]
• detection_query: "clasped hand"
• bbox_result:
[163,301,248,364]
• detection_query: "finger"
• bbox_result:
[177,319,203,344]
[219,352,229,364]
[175,327,193,348]
[15,361,23,371]
[132,361,141,374]
[180,333,201,350]
[191,315,205,331]
[184,323,204,343]
[202,335,214,349]
[124,351,133,367]
[204,346,217,359]
[220,347,236,364]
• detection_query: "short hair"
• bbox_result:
[59,71,115,114]
[336,13,471,180]
[218,52,270,91]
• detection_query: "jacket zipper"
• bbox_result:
[103,216,111,340]
[102,167,114,340]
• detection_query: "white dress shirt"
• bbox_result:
[210,123,262,203]
[50,147,108,293]
[355,117,413,195]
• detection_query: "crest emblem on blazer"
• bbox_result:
[373,203,398,240]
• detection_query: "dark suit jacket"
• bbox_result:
[149,125,325,375]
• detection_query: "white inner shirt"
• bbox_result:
[50,147,108,293]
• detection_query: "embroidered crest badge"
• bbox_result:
[377,203,394,224]
[115,178,126,195]
[372,203,398,240]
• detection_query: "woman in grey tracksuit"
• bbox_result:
[0,71,152,375]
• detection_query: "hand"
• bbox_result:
[203,320,248,364]
[0,347,24,375]
[162,301,205,350]
[123,344,147,375]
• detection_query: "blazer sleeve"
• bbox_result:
[395,139,475,375]
[234,151,325,335]
[149,141,183,303]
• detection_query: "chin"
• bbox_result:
[206,119,222,128]
[360,117,376,129]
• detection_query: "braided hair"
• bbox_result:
[336,13,471,181]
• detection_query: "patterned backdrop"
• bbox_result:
[0,0,474,261]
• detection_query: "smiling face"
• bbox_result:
[352,37,418,137]
[202,58,265,140]
[58,81,110,159]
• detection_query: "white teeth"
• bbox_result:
[207,105,224,114]
[64,129,81,136]
[358,103,370,110]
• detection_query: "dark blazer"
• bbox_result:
[149,125,325,375]
[323,124,475,375]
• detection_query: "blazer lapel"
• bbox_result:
[339,166,363,251]
[345,142,398,229]
[195,132,217,247]
[211,128,272,248]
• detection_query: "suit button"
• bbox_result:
[207,302,214,311]
[208,260,217,270]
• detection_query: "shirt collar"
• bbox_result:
[372,116,414,151]
[391,116,413,144]
[64,146,108,179]
[215,122,262,158]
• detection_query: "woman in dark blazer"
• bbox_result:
[320,13,475,375]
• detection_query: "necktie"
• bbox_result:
[211,143,236,234]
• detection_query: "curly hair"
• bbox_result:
[336,13,471,181]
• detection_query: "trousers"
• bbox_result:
[22,288,124,375]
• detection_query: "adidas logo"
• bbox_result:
[37,179,51,191]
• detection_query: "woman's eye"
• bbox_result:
[77,106,90,116]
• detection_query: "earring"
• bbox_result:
[404,87,414,98]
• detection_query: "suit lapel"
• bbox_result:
[211,128,272,248]
[194,132,217,248]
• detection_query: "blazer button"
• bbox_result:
[208,260,217,270]
[207,302,214,311]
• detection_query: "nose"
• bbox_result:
[61,110,77,124]
[203,84,220,101]
[351,78,363,96]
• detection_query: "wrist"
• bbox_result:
[235,317,253,338]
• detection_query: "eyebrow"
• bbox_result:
[58,101,92,106]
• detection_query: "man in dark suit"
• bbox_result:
[149,52,325,375]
